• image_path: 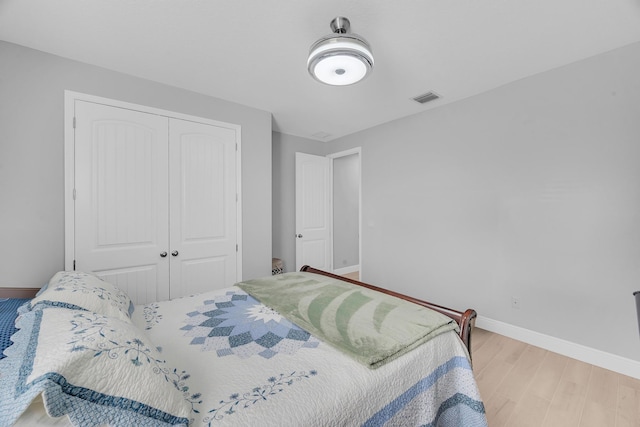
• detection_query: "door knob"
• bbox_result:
[171,250,179,257]
[160,252,168,257]
[296,234,303,238]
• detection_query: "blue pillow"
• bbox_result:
[0,298,29,359]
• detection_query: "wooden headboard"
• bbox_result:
[299,265,477,358]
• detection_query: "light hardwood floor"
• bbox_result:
[342,271,360,281]
[341,272,640,425]
[472,328,640,426]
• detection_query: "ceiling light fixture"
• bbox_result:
[307,16,374,86]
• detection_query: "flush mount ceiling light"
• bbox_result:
[307,16,374,86]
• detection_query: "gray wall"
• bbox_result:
[333,154,360,269]
[0,41,272,287]
[320,41,640,361]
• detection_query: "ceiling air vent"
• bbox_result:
[311,131,332,140]
[412,91,441,104]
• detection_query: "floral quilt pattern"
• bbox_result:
[203,370,318,425]
[181,291,319,359]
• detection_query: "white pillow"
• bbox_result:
[0,307,192,426]
[30,271,134,323]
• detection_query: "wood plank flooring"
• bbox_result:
[339,271,640,425]
[473,328,640,426]
[341,271,360,281]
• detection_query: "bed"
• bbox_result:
[0,266,487,427]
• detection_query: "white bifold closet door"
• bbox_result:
[168,118,237,300]
[73,100,237,304]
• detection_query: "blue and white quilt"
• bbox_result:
[138,288,487,426]
[2,271,488,426]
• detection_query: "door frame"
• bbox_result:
[327,147,362,279]
[63,90,243,280]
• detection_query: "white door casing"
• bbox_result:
[65,91,242,304]
[168,118,238,298]
[295,152,332,271]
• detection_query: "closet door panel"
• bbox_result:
[74,101,170,303]
[169,119,237,298]
[178,256,228,296]
[94,267,159,306]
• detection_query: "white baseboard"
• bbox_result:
[476,316,640,380]
[333,265,359,275]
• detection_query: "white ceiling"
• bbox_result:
[2,0,640,141]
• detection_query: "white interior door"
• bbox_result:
[295,152,332,271]
[168,118,238,297]
[73,101,170,303]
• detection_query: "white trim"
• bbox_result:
[63,90,243,280]
[63,92,76,271]
[333,265,360,275]
[64,91,239,130]
[326,147,362,159]
[327,147,362,280]
[235,126,243,281]
[328,158,334,272]
[477,316,640,379]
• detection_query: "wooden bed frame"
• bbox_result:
[0,267,478,358]
[0,287,40,299]
[300,265,477,358]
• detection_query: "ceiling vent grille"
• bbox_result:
[311,131,332,140]
[412,91,441,104]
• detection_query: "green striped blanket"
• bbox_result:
[236,272,458,368]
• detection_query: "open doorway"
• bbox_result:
[328,148,361,279]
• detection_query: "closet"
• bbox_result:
[65,92,240,304]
